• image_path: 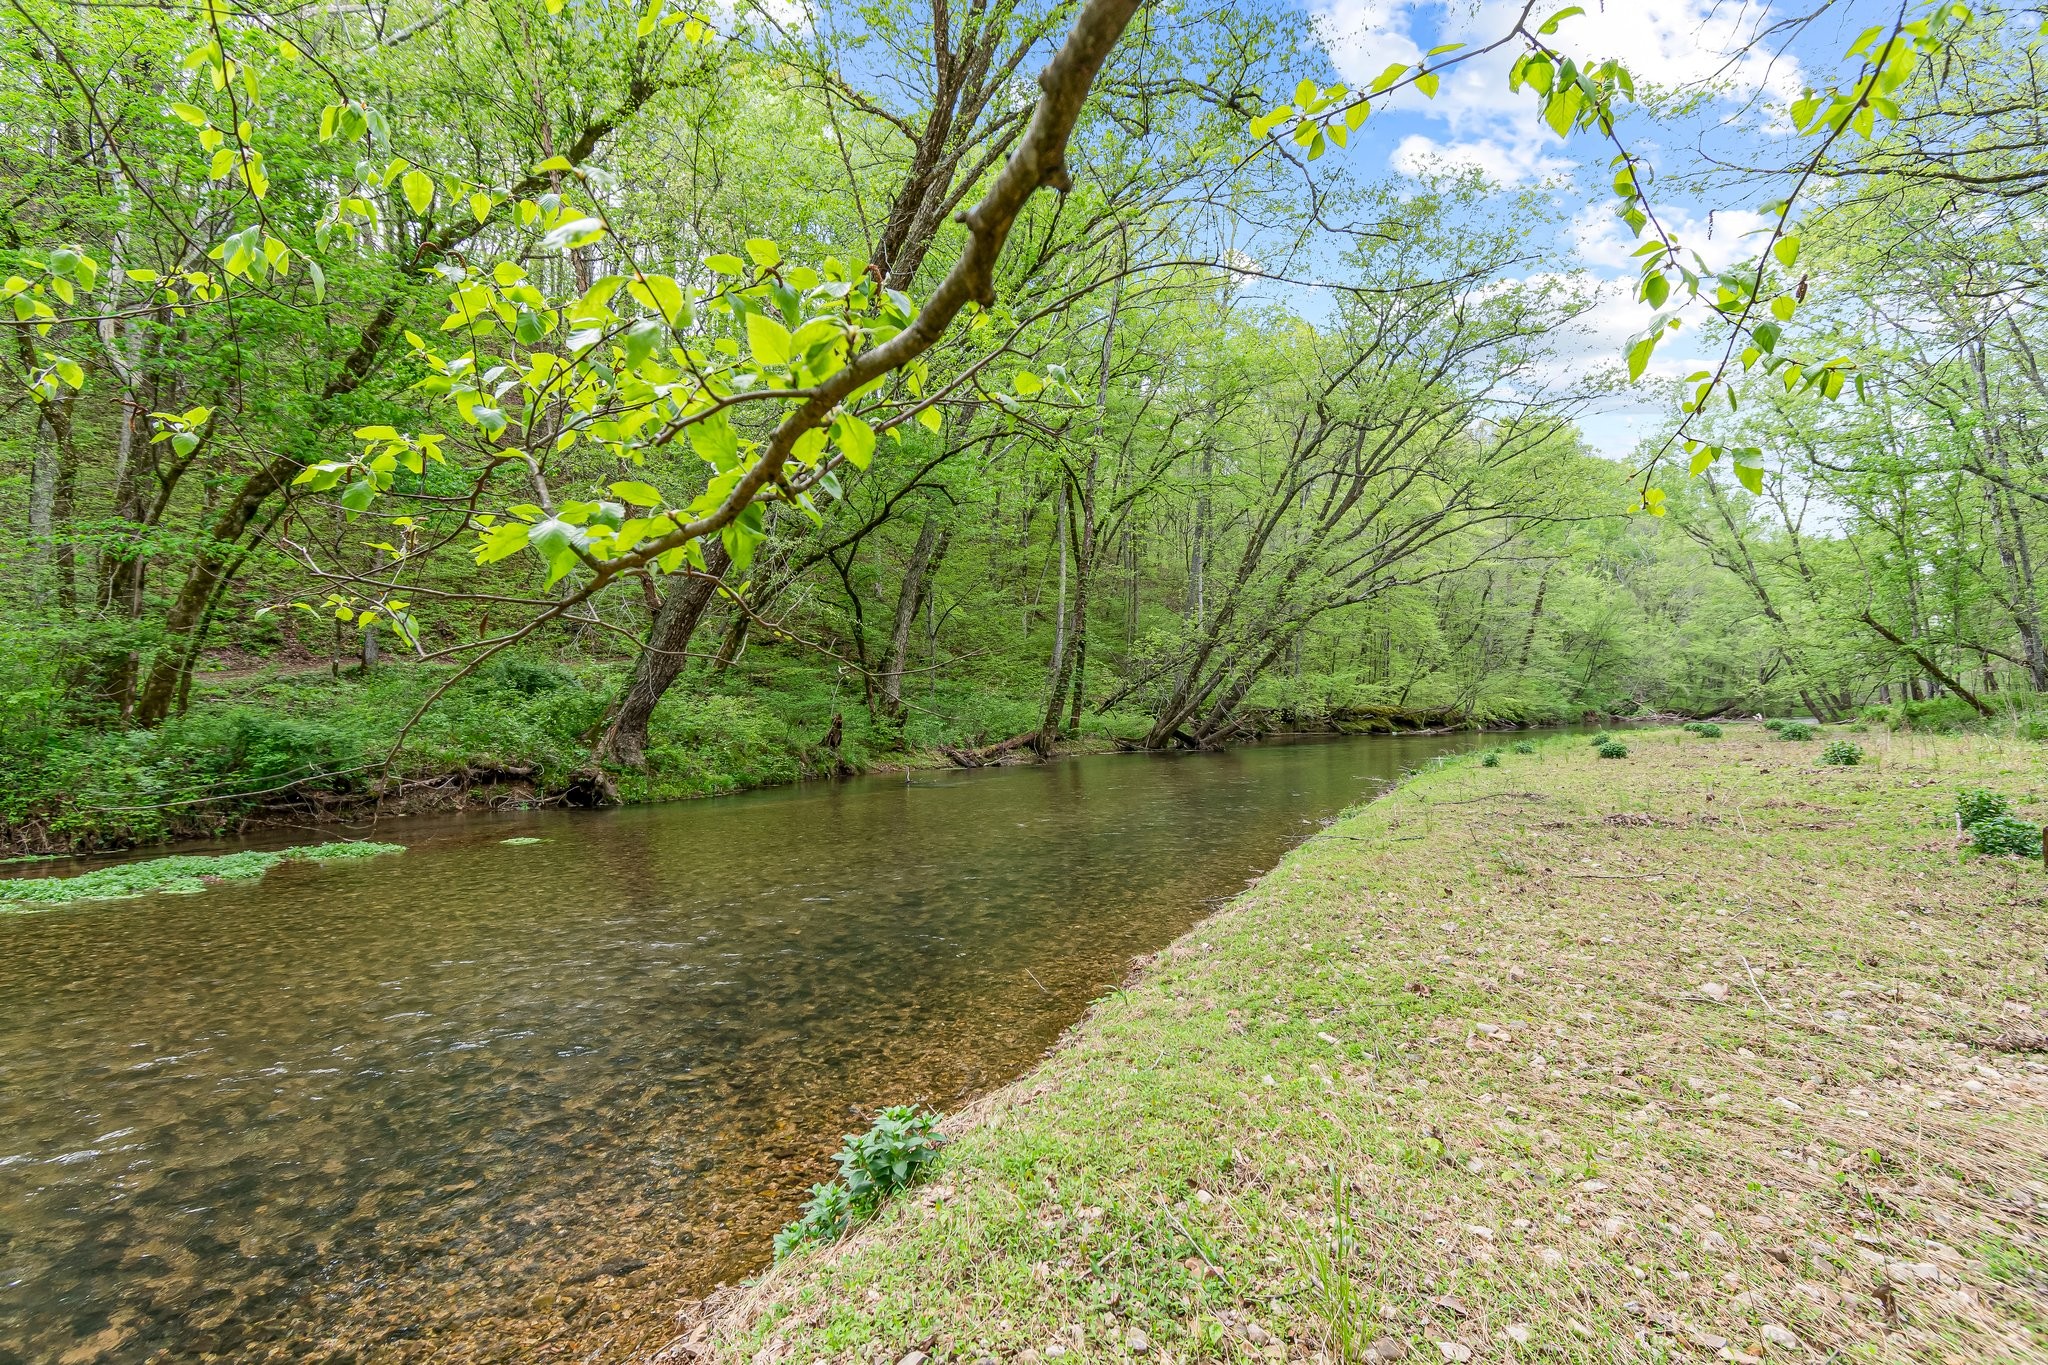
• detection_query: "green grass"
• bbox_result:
[697,730,2048,1364]
[0,840,402,911]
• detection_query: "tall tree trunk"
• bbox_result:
[1856,611,1994,716]
[599,541,732,767]
[881,516,948,714]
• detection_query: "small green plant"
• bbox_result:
[1590,732,1612,746]
[1512,740,1536,755]
[773,1180,852,1258]
[1819,740,1862,766]
[1763,719,1786,732]
[1480,751,1501,767]
[1970,812,2039,858]
[1597,740,1629,759]
[1777,721,1817,741]
[774,1105,945,1258]
[1957,788,2012,828]
[1686,721,1723,738]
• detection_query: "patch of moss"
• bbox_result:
[0,841,403,912]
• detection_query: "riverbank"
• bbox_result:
[0,652,1546,857]
[691,728,2047,1363]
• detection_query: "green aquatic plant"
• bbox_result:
[0,842,403,912]
[775,1105,945,1259]
[1597,740,1629,759]
[1820,740,1862,766]
[1778,721,1817,741]
[1971,812,2039,858]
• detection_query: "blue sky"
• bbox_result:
[1293,0,1882,459]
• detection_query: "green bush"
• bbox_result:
[774,1105,945,1258]
[1819,740,1862,766]
[1777,721,1817,741]
[1763,719,1786,732]
[1590,732,1611,746]
[1971,812,2039,858]
[1512,740,1535,754]
[1688,721,1723,738]
[1480,751,1501,767]
[1597,740,1629,759]
[1957,788,2012,828]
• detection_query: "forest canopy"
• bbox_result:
[2,0,2042,850]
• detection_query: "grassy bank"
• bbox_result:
[695,727,2047,1363]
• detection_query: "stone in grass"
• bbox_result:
[501,837,546,845]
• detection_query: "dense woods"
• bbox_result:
[2,0,2042,850]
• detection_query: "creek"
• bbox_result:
[0,732,1489,1363]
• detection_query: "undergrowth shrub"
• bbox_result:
[774,1106,944,1259]
[1590,732,1611,746]
[1957,788,2012,828]
[1480,751,1501,767]
[1597,740,1629,759]
[1971,812,2039,858]
[1512,740,1535,754]
[1763,719,1786,732]
[1684,721,1723,738]
[1819,740,1863,766]
[1778,721,1817,741]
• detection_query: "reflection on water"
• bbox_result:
[0,733,1480,1362]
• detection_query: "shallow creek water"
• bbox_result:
[0,733,1486,1363]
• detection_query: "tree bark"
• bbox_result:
[599,541,732,767]
[1856,611,1994,717]
[882,516,948,714]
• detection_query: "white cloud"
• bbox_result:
[1309,0,1804,180]
[1388,133,1569,185]
[1570,203,1775,276]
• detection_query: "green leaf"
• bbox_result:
[832,414,875,470]
[170,101,210,126]
[1013,371,1044,395]
[1414,71,1440,98]
[1537,5,1585,35]
[1733,460,1764,495]
[401,169,434,215]
[610,480,665,507]
[745,312,792,367]
[1772,236,1800,268]
[744,237,780,267]
[1626,336,1655,381]
[917,406,942,432]
[705,254,745,276]
[308,259,326,303]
